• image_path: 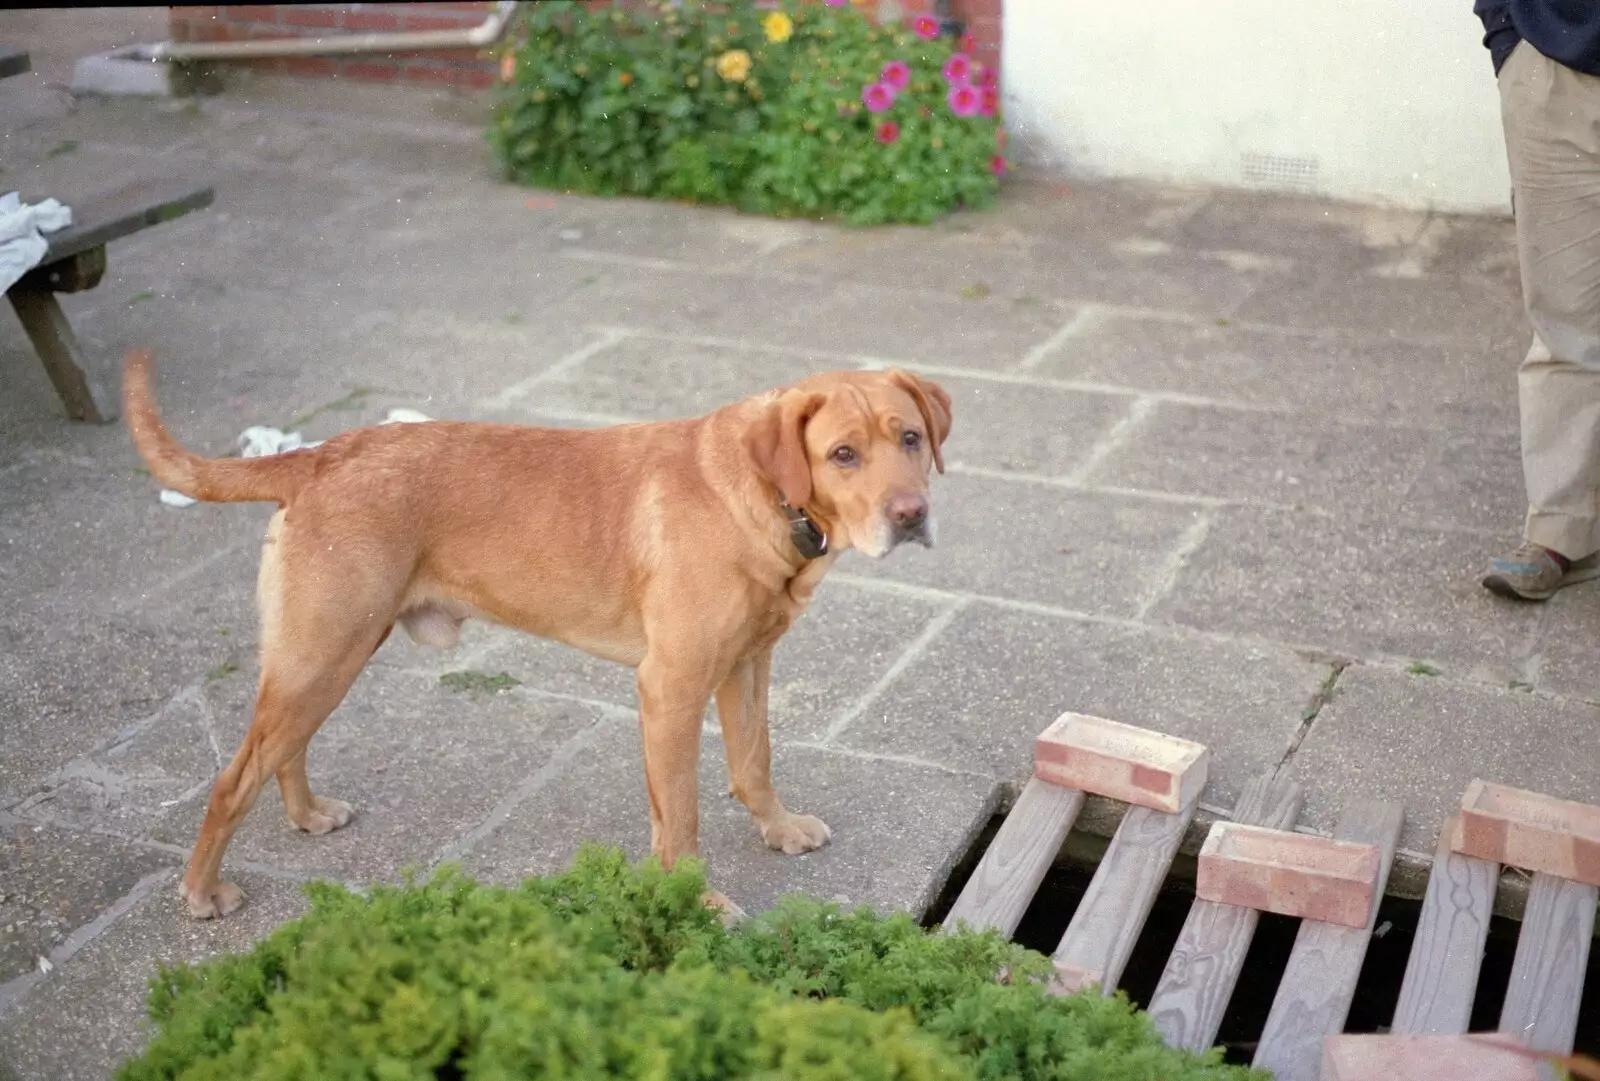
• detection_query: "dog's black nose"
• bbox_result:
[887,493,928,531]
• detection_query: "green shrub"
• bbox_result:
[118,847,1268,1081]
[488,0,1005,225]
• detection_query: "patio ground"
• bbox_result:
[3,8,1597,1079]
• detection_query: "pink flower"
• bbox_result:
[977,64,997,90]
[991,154,1007,176]
[862,81,895,112]
[947,83,981,117]
[980,87,997,116]
[912,14,940,39]
[880,59,911,90]
[941,52,971,84]
[825,0,847,5]
[877,120,900,144]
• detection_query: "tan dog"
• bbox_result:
[122,350,952,918]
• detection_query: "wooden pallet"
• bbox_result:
[942,714,1598,1081]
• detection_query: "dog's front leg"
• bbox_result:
[715,648,831,855]
[635,651,716,869]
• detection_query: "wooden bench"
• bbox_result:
[6,177,214,423]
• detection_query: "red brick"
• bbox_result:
[174,22,237,43]
[1034,713,1209,813]
[392,46,485,63]
[217,5,284,23]
[1450,779,1600,886]
[952,0,1001,19]
[281,56,340,77]
[458,68,496,90]
[280,5,341,29]
[398,11,484,31]
[339,8,403,32]
[1196,822,1381,928]
[339,59,404,82]
[399,63,462,85]
[1322,1033,1543,1081]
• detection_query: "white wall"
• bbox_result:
[1002,0,1512,214]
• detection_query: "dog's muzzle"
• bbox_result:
[886,493,933,550]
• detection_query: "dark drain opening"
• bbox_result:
[925,812,1600,1061]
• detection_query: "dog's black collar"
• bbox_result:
[781,501,829,560]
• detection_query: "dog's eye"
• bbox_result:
[830,446,858,466]
[901,430,922,450]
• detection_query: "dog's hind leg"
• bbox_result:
[182,640,378,918]
[181,512,402,919]
[275,622,392,836]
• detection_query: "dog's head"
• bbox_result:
[744,369,952,558]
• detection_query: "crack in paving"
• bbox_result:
[1276,658,1353,771]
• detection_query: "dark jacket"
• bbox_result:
[1475,0,1600,76]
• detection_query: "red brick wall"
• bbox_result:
[167,2,1002,93]
[947,0,1000,82]
[167,4,501,90]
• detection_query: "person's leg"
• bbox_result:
[1483,40,1600,600]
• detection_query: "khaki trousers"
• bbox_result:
[1500,40,1600,559]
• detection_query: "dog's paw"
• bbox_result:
[760,812,832,855]
[182,879,246,920]
[702,889,748,927]
[291,796,354,836]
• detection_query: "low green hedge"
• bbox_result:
[117,847,1268,1080]
[488,0,1006,225]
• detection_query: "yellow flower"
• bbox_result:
[762,11,793,43]
[715,48,751,82]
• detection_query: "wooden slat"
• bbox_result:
[1147,773,1304,1051]
[33,178,214,265]
[1497,872,1597,1054]
[0,46,29,80]
[1052,797,1199,994]
[943,778,1084,937]
[1391,815,1498,1035]
[1251,801,1404,1081]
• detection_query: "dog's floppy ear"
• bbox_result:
[887,370,952,474]
[745,389,826,507]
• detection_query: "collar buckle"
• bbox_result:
[781,502,829,560]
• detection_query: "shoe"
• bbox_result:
[1481,543,1600,601]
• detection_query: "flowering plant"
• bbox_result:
[489,0,1004,226]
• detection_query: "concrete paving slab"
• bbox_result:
[0,819,175,985]
[781,277,1070,371]
[1399,430,1527,535]
[115,666,610,886]
[1151,505,1542,682]
[1030,312,1520,431]
[935,373,1130,476]
[830,601,1328,815]
[1281,665,1600,860]
[461,717,998,916]
[1083,401,1440,519]
[529,332,831,422]
[842,471,1207,617]
[1530,584,1600,703]
[1234,263,1523,343]
[0,613,254,809]
[0,872,310,1081]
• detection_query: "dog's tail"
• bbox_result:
[123,349,316,505]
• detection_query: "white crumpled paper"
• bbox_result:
[0,191,73,294]
[159,407,433,508]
